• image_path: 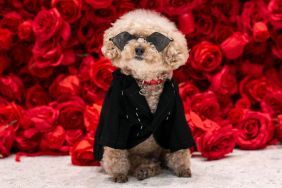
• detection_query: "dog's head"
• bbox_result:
[102,9,189,79]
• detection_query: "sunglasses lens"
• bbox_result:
[110,32,135,50]
[146,32,172,52]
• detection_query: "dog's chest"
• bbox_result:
[136,82,164,113]
[129,135,162,157]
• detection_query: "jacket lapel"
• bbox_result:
[152,80,175,121]
[124,80,152,117]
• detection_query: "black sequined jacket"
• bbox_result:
[94,69,195,161]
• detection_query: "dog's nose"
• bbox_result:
[135,47,144,56]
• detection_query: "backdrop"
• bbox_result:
[0,0,282,165]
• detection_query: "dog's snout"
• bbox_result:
[135,47,144,56]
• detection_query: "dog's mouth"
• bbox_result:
[135,56,144,61]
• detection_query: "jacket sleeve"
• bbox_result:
[168,80,196,152]
[94,75,129,160]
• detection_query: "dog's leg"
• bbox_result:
[164,149,192,177]
[129,155,161,180]
[102,147,130,183]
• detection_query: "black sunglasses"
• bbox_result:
[109,32,173,52]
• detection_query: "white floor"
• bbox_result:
[1,145,282,188]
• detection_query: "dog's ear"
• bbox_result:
[101,27,122,66]
[163,31,189,70]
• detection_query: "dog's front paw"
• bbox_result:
[135,165,161,180]
[112,174,128,183]
[176,168,192,178]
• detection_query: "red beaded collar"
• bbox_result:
[140,79,164,85]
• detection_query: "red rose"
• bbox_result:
[49,74,80,99]
[240,0,269,35]
[261,90,282,116]
[196,125,235,160]
[211,24,234,44]
[0,74,24,102]
[190,91,221,121]
[160,0,194,16]
[40,125,65,151]
[179,81,199,103]
[54,96,86,130]
[174,64,207,81]
[70,136,99,166]
[172,66,190,83]
[28,58,54,78]
[26,84,50,108]
[228,108,244,125]
[84,104,101,134]
[220,32,249,60]
[10,42,33,66]
[268,0,282,29]
[234,110,274,150]
[191,6,215,37]
[265,68,282,90]
[0,12,22,32]
[274,115,282,142]
[14,130,40,152]
[81,82,106,105]
[179,82,199,112]
[61,49,76,66]
[21,106,59,131]
[178,13,195,35]
[0,103,22,130]
[92,6,117,25]
[187,111,221,134]
[186,111,204,140]
[280,64,282,79]
[79,56,95,82]
[240,76,270,103]
[90,57,116,91]
[190,41,222,72]
[77,13,96,43]
[0,55,9,75]
[32,39,64,68]
[14,105,57,152]
[0,125,15,158]
[208,65,237,95]
[244,40,267,57]
[78,56,107,103]
[252,22,270,42]
[52,0,82,23]
[18,20,33,41]
[235,97,251,109]
[209,0,240,23]
[65,129,84,146]
[85,0,113,9]
[201,119,222,132]
[32,8,63,41]
[239,60,263,77]
[216,94,233,117]
[115,1,135,16]
[11,0,44,18]
[0,28,13,50]
[0,97,9,105]
[272,33,282,59]
[86,25,108,56]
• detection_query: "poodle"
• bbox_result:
[94,9,195,183]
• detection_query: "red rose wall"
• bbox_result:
[0,0,282,165]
